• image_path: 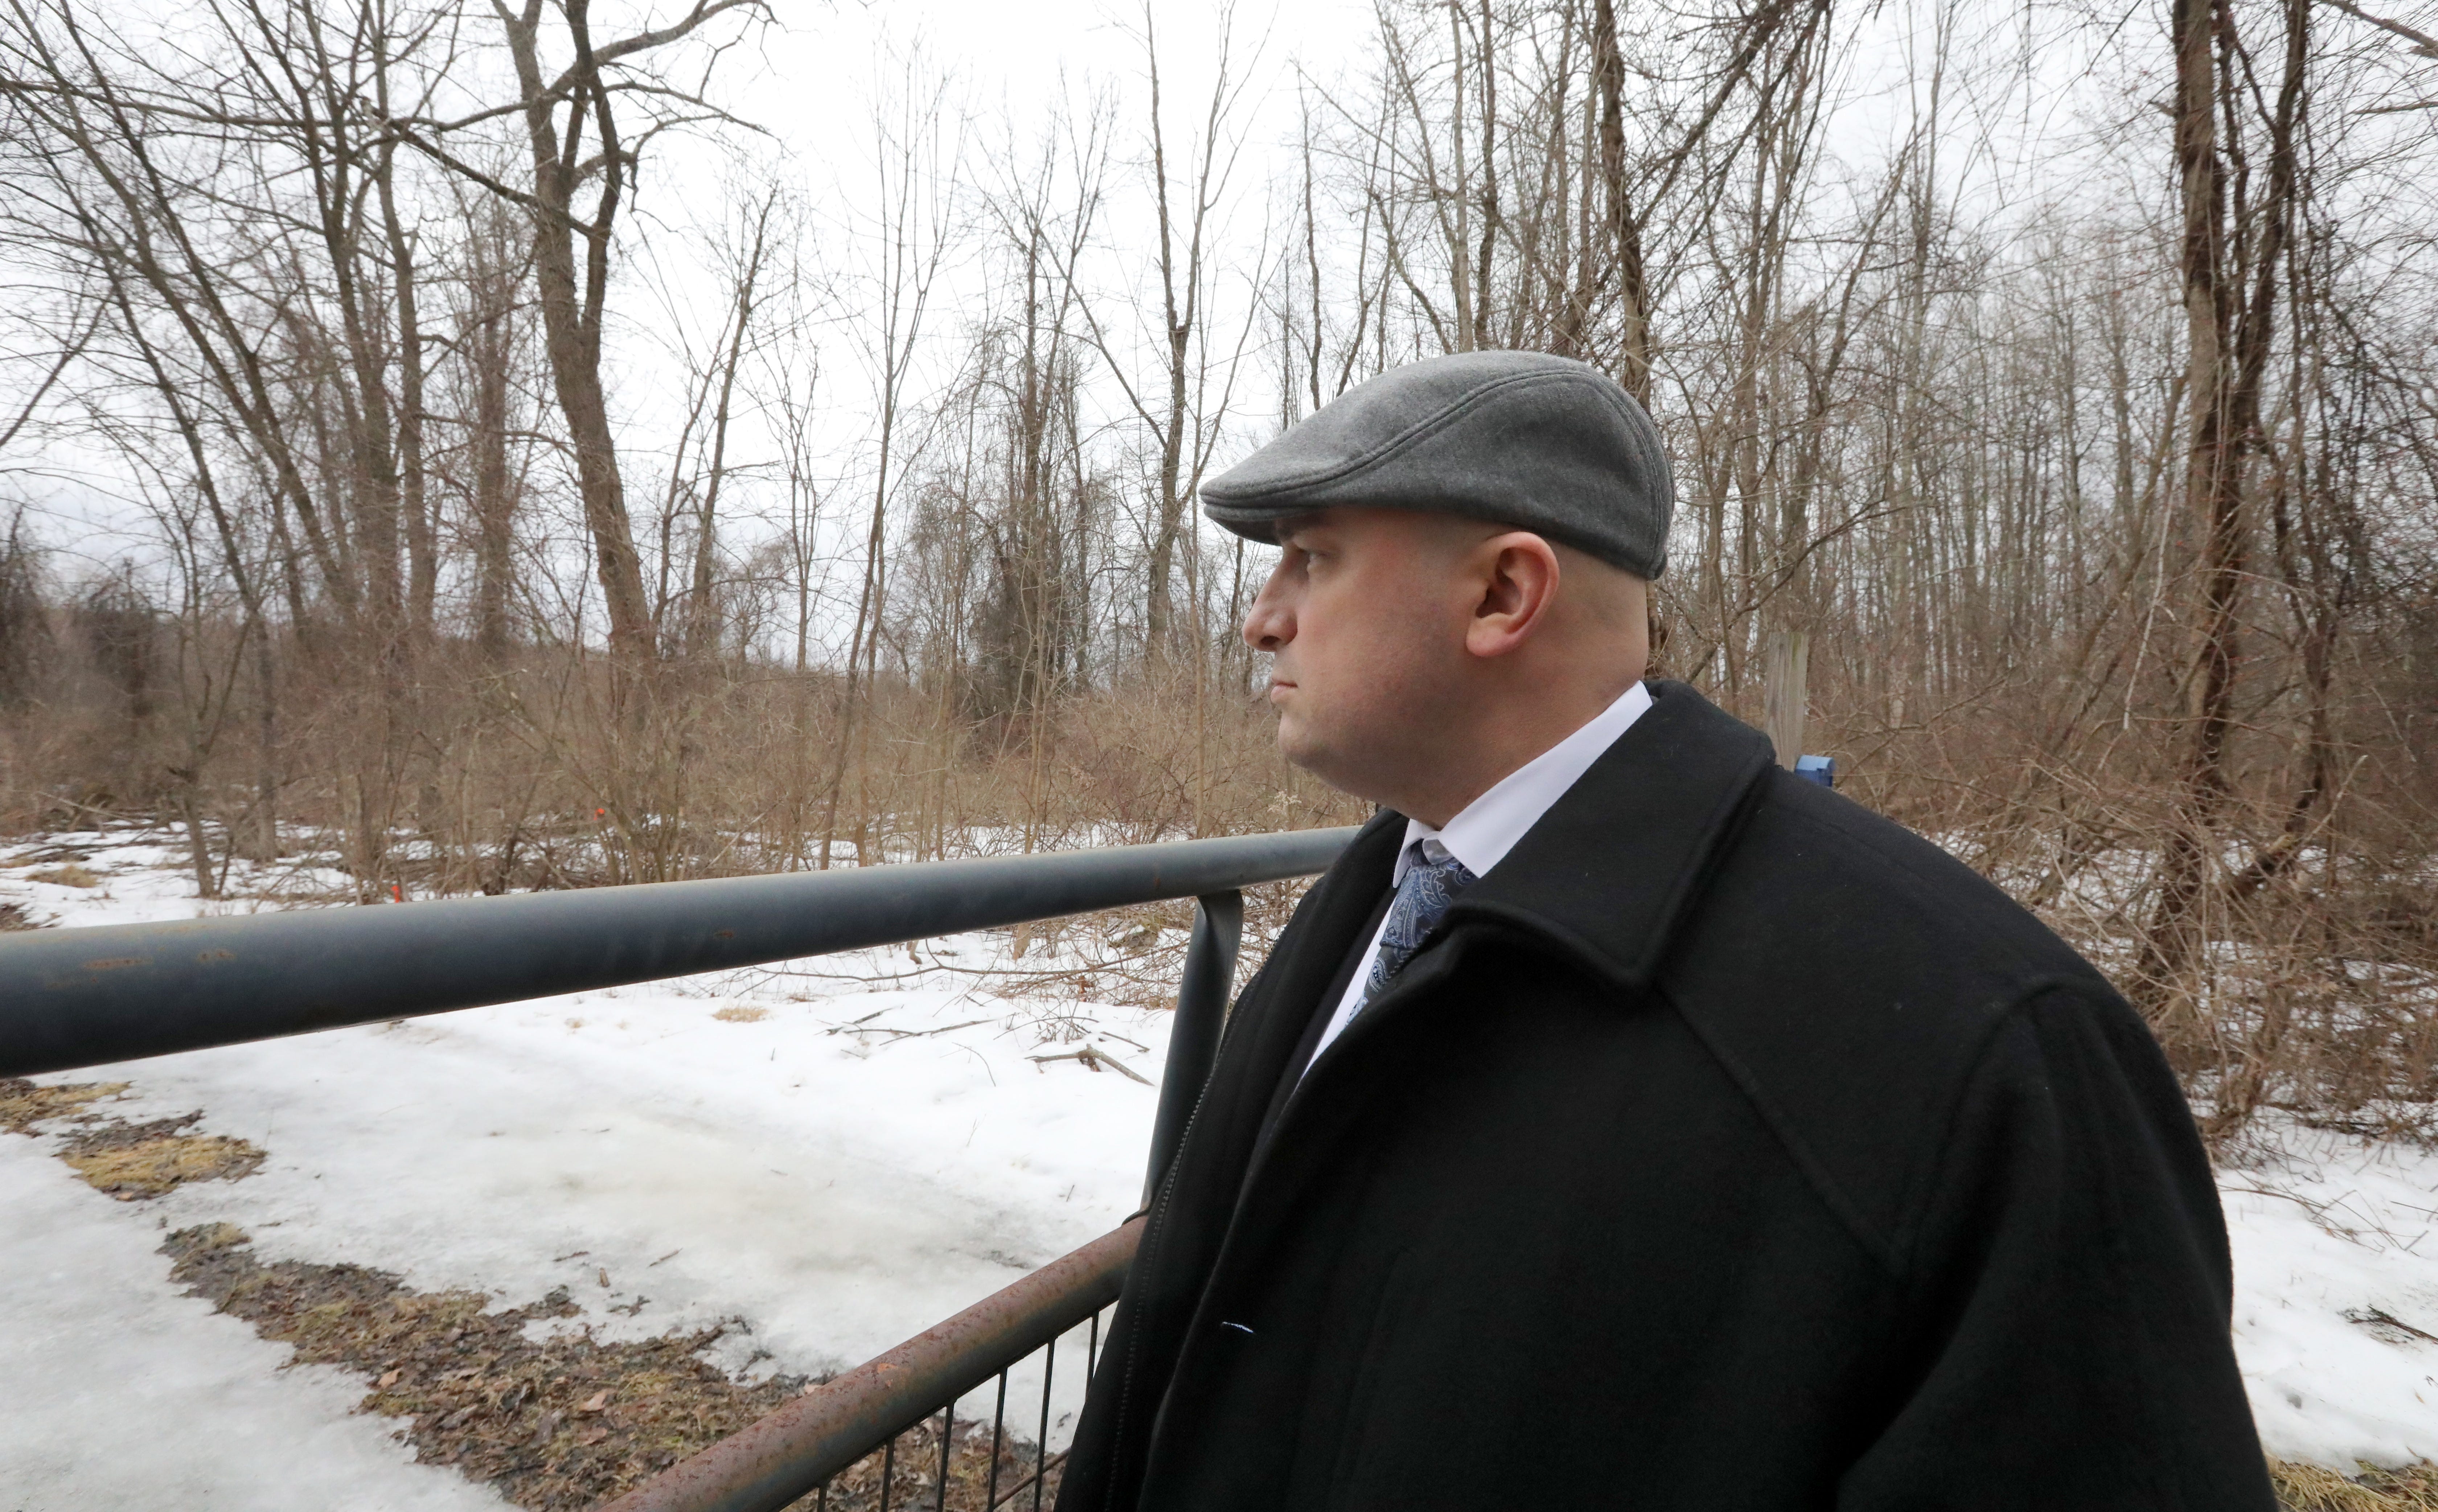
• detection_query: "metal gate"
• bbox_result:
[0,827,1358,1512]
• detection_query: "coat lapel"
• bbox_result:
[1440,678,1775,988]
[1093,809,1400,1499]
[1208,808,1404,1118]
[1170,684,1773,1326]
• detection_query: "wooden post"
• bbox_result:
[1765,628,1808,769]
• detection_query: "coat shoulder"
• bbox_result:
[1656,769,2143,1271]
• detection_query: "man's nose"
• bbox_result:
[1241,577,1292,652]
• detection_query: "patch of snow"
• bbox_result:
[75,982,1162,1384]
[0,1134,507,1511]
[2226,1124,2438,1470]
[2,828,1161,1503]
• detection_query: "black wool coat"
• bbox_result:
[1056,681,2274,1512]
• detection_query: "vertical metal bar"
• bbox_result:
[936,1405,952,1512]
[817,1482,828,1512]
[1088,1310,1100,1375]
[1033,1336,1057,1512]
[880,1438,896,1512]
[987,1370,1009,1510]
[1142,889,1243,1205]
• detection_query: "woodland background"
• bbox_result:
[0,0,2433,1138]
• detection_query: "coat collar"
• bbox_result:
[1433,679,1776,991]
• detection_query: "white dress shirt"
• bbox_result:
[1299,679,1654,1076]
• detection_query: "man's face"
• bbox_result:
[1240,508,1483,802]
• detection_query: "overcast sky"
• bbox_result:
[0,0,2093,606]
[27,0,2429,633]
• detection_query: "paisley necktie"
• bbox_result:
[1352,841,1478,1018]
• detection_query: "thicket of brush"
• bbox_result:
[0,585,1365,888]
[2,0,2434,1139]
[5,539,2433,1141]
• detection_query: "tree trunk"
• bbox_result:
[471,274,518,660]
[1594,0,1653,400]
[498,0,656,665]
[2139,0,2248,1011]
[690,198,774,661]
[375,134,434,643]
[1141,13,1193,656]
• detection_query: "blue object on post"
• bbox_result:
[1794,755,1835,788]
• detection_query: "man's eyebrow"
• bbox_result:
[1272,514,1325,548]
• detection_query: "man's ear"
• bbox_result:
[1463,532,1561,660]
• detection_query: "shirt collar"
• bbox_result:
[1395,679,1655,884]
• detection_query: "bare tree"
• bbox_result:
[682,188,777,661]
[1088,3,1260,659]
[394,0,767,665]
[818,56,959,870]
[2140,0,2313,1015]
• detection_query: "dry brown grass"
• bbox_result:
[24,861,99,886]
[0,1076,129,1133]
[153,1221,1063,1512]
[2275,1459,2438,1510]
[4,1077,264,1197]
[0,639,1363,892]
[62,1125,264,1198]
[711,1005,771,1023]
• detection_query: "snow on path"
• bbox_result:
[3,830,1172,1506]
[2,985,1167,1508]
[62,983,1165,1366]
[0,1136,507,1511]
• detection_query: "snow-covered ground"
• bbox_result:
[5,828,2438,1507]
[2,831,1169,1509]
[2226,1129,2438,1467]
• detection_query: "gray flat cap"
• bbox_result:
[1200,350,1672,578]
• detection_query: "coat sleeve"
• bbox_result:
[1836,984,2277,1512]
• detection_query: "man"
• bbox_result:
[1058,351,2273,1511]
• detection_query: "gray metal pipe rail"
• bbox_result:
[0,827,1358,1079]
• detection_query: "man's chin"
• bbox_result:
[1275,726,1364,799]
[1273,719,1325,777]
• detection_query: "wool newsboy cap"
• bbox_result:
[1200,349,1672,578]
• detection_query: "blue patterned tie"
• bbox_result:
[1353,841,1478,1017]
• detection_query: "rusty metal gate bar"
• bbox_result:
[596,1221,1142,1512]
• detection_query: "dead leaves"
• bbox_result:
[160,1223,812,1511]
